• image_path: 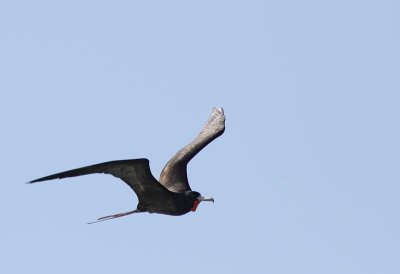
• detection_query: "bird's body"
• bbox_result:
[28,108,225,223]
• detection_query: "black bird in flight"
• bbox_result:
[28,108,225,223]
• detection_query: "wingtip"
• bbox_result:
[26,178,47,184]
[214,107,224,114]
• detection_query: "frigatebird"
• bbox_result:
[28,107,225,223]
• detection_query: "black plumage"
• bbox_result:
[28,108,225,223]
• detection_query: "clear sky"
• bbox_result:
[1,1,399,273]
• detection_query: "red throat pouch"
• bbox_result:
[191,200,200,212]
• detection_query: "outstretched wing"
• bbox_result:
[159,107,225,193]
[28,159,171,203]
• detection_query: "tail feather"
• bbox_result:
[87,209,142,224]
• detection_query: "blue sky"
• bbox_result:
[1,1,399,273]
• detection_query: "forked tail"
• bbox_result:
[87,209,142,224]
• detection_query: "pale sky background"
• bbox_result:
[1,1,399,273]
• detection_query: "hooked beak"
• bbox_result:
[197,196,215,203]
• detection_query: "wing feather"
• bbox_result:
[159,107,225,193]
[28,159,171,203]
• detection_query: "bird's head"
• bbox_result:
[185,191,214,212]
